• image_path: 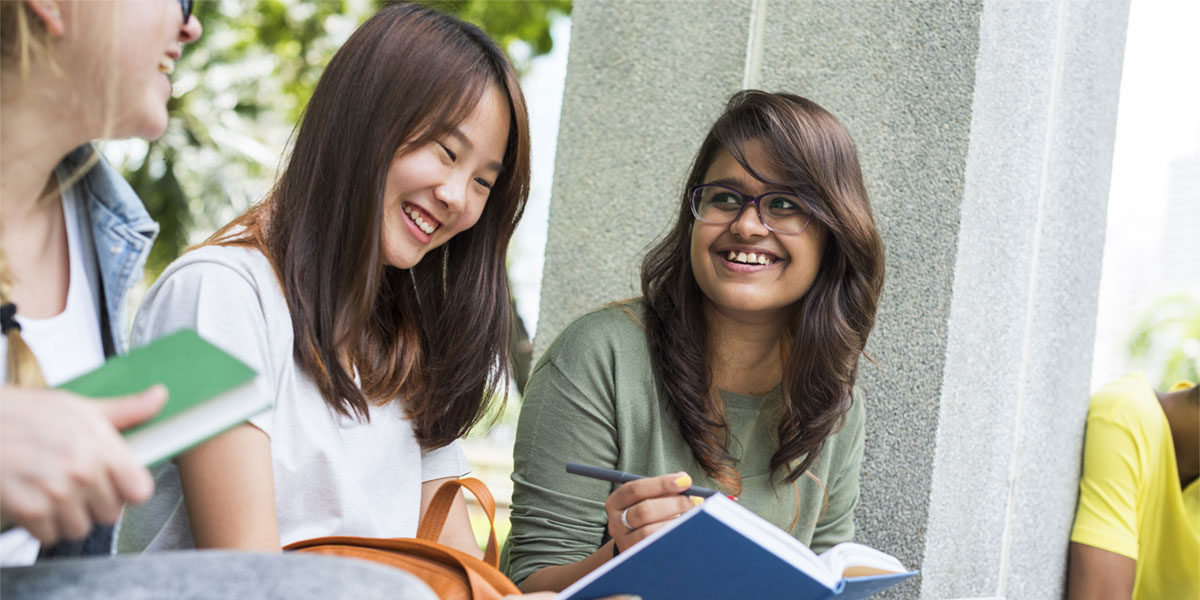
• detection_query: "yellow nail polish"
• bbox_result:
[692,496,704,506]
[675,474,692,489]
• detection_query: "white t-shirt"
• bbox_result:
[0,188,106,566]
[116,245,468,552]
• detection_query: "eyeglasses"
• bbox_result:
[178,0,193,23]
[688,184,813,235]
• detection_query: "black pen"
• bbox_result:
[566,462,723,498]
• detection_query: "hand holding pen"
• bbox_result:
[566,463,721,497]
[566,463,717,557]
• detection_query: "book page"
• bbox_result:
[818,542,906,580]
[125,380,268,466]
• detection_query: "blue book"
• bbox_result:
[557,496,917,600]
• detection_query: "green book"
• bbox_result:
[58,329,268,466]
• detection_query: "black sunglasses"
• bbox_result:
[178,0,193,23]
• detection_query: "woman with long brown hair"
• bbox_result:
[503,90,886,591]
[117,3,530,556]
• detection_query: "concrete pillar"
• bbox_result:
[537,1,1130,597]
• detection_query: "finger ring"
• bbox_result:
[620,507,633,531]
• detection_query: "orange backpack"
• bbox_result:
[285,477,521,600]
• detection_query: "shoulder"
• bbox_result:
[151,245,277,298]
[135,245,286,344]
[1087,373,1166,437]
[523,301,654,413]
[133,245,290,396]
[539,300,650,367]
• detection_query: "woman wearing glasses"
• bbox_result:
[503,90,886,592]
[0,0,202,564]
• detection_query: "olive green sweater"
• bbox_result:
[501,302,866,585]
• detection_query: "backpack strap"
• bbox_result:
[416,477,500,567]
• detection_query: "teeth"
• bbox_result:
[158,57,175,74]
[403,204,438,235]
[725,250,776,265]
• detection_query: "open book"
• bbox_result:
[57,329,267,466]
[558,495,916,600]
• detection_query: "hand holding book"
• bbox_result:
[58,329,267,467]
[3,330,265,546]
[557,495,917,600]
[0,384,165,543]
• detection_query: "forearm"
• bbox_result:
[519,540,616,593]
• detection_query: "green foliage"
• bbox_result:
[129,148,191,277]
[1127,294,1200,388]
[110,0,569,281]
[420,0,571,71]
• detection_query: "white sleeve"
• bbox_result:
[421,439,470,482]
[130,256,277,438]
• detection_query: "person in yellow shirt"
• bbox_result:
[1068,373,1199,599]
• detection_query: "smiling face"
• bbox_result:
[64,0,202,139]
[689,139,826,322]
[380,84,510,269]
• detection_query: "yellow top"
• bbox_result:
[1071,373,1199,600]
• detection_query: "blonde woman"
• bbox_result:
[0,0,200,563]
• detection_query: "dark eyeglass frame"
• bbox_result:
[688,184,814,235]
[178,0,193,23]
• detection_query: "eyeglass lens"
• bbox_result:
[178,0,193,22]
[691,186,811,234]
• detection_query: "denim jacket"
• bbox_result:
[38,145,158,559]
[56,145,159,354]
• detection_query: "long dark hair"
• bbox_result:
[210,3,530,450]
[642,90,884,491]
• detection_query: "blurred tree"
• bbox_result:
[422,0,571,71]
[1127,294,1200,388]
[106,0,570,279]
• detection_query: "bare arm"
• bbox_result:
[420,476,483,559]
[520,473,698,593]
[177,423,280,550]
[519,539,619,593]
[1066,542,1134,600]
